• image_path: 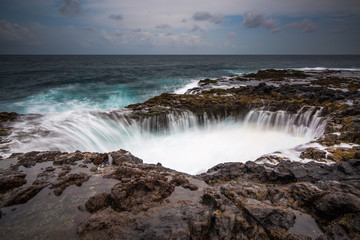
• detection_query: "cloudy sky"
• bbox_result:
[0,0,359,54]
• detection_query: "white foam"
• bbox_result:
[174,80,199,94]
[1,108,327,175]
[295,67,360,71]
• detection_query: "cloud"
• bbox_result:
[0,20,33,41]
[156,24,172,29]
[191,24,207,34]
[109,14,123,21]
[242,11,277,29]
[227,32,237,38]
[272,19,318,33]
[328,26,352,34]
[83,26,94,31]
[193,12,224,24]
[59,0,82,17]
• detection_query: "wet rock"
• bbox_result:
[33,171,56,185]
[0,170,27,193]
[110,171,174,213]
[16,151,61,168]
[52,172,90,196]
[300,147,327,161]
[90,166,97,172]
[246,205,296,230]
[85,193,111,213]
[0,112,18,123]
[92,153,108,165]
[110,149,143,166]
[45,166,55,172]
[322,214,360,240]
[170,176,198,190]
[0,184,47,207]
[314,192,360,220]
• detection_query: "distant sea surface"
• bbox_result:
[1,55,360,114]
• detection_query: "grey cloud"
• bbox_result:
[227,32,237,38]
[114,30,125,37]
[273,19,318,33]
[83,26,94,31]
[191,24,207,34]
[156,24,172,29]
[59,0,82,17]
[242,11,277,29]
[109,14,123,21]
[0,20,32,41]
[193,12,224,24]
[328,26,352,34]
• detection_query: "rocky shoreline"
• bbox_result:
[0,69,359,239]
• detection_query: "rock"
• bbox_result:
[0,184,47,207]
[92,153,108,165]
[85,193,111,213]
[0,170,27,194]
[314,192,360,220]
[246,205,296,230]
[170,176,198,190]
[33,171,56,185]
[110,171,174,213]
[300,147,327,161]
[0,112,18,123]
[110,150,143,166]
[90,166,97,172]
[322,214,360,240]
[52,172,90,196]
[45,166,55,172]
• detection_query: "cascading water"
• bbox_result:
[1,107,327,174]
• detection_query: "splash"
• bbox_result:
[1,107,326,174]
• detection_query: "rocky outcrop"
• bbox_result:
[77,159,360,240]
[0,170,26,194]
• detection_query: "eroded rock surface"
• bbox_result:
[77,159,360,240]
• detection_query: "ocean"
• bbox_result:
[1,55,359,174]
[1,55,360,114]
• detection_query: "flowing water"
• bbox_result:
[1,55,358,173]
[2,107,326,174]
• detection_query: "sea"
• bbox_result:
[1,55,360,174]
[1,55,360,114]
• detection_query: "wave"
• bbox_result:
[294,67,360,71]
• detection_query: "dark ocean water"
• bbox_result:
[1,55,360,114]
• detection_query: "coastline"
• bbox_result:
[0,69,359,239]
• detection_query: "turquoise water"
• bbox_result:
[1,55,360,114]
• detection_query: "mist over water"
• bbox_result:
[2,108,326,174]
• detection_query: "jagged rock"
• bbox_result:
[322,214,360,240]
[300,147,327,161]
[92,153,108,165]
[314,192,360,220]
[51,172,90,196]
[0,184,47,207]
[170,175,198,190]
[110,170,174,213]
[0,170,27,193]
[109,149,143,166]
[246,205,296,230]
[0,112,18,123]
[85,193,111,213]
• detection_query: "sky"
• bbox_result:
[0,0,359,54]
